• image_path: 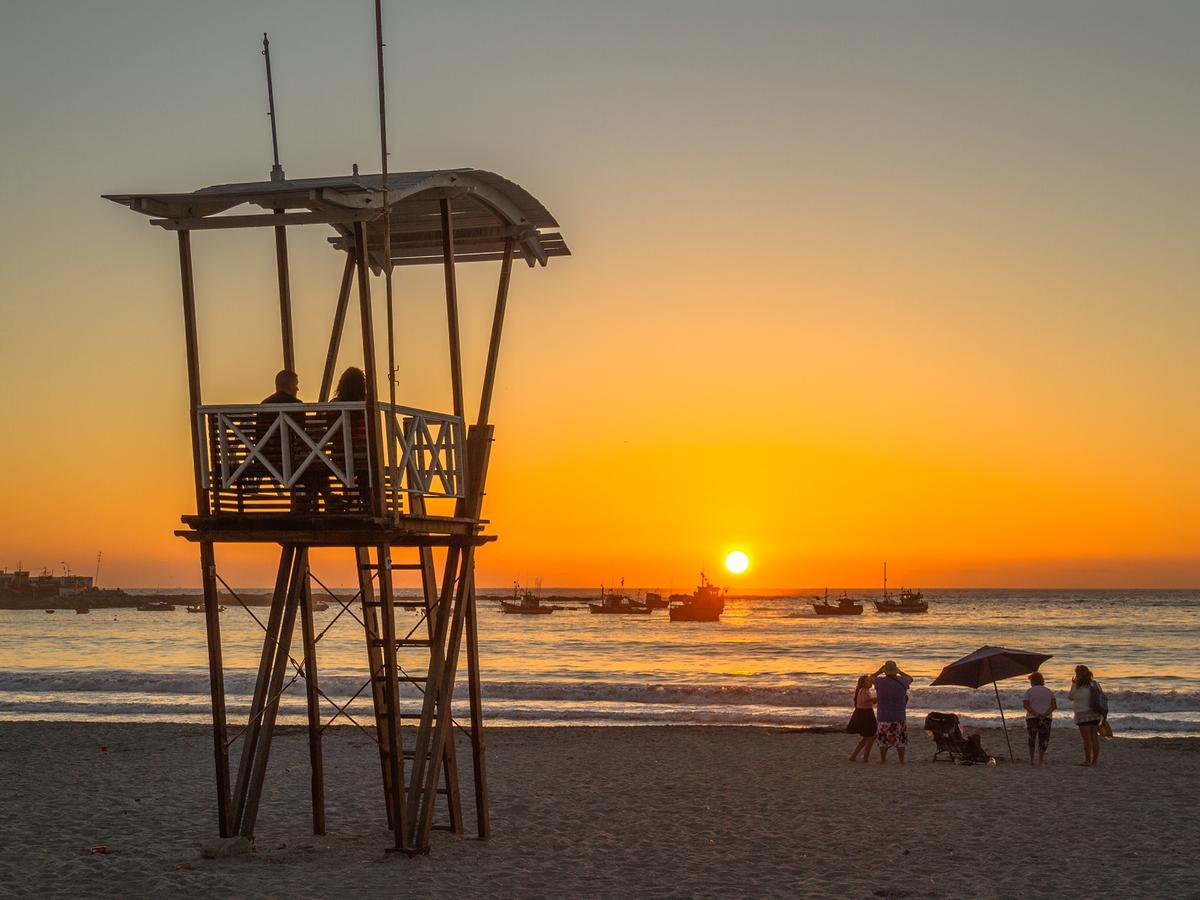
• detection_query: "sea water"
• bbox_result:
[1,589,1196,736]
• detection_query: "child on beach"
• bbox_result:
[1067,665,1108,767]
[1022,671,1057,766]
[846,675,877,763]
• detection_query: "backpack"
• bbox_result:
[1090,682,1109,715]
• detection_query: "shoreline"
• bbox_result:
[3,717,1199,742]
[2,722,1196,898]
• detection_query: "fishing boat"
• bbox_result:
[668,573,726,622]
[75,606,90,614]
[185,603,227,614]
[588,584,650,615]
[136,599,175,612]
[812,589,864,616]
[499,584,554,615]
[872,564,928,614]
[642,592,668,609]
[311,599,331,612]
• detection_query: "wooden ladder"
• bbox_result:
[355,539,468,851]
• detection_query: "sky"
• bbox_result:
[0,1,1197,590]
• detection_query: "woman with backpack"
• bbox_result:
[1067,665,1109,767]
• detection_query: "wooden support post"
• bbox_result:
[464,570,489,838]
[376,546,408,850]
[297,548,325,835]
[239,548,305,837]
[413,543,473,850]
[439,199,466,423]
[409,494,464,834]
[274,213,295,372]
[198,542,233,837]
[353,222,387,517]
[407,425,493,849]
[465,566,489,844]
[231,545,294,831]
[405,541,459,846]
[476,238,514,429]
[462,426,494,838]
[177,230,235,837]
[319,252,356,402]
[176,231,209,518]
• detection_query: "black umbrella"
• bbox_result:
[931,645,1053,760]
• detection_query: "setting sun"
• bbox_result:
[725,551,750,575]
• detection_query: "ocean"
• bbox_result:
[1,589,1196,737]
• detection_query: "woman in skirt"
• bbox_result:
[847,674,877,762]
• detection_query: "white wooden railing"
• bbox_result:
[196,401,465,514]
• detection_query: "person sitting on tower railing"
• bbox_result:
[326,366,369,512]
[253,369,318,511]
[261,368,300,405]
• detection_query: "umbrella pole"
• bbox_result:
[994,680,1014,761]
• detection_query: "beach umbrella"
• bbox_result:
[931,645,1053,761]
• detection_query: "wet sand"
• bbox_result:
[0,723,1195,898]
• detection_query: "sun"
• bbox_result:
[725,551,750,575]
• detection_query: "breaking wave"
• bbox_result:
[1,669,1198,734]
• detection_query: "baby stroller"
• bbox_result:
[924,712,991,764]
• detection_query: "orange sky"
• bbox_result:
[1,2,1197,589]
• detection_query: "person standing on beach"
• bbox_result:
[846,675,877,763]
[1022,671,1057,766]
[1067,665,1108,767]
[872,660,913,764]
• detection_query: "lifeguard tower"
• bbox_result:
[103,166,568,852]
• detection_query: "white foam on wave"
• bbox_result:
[1,668,1199,733]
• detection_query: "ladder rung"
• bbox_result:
[393,564,425,570]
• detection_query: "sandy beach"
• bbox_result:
[0,723,1195,899]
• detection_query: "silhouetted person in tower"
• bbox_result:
[262,369,300,404]
[332,366,369,511]
[254,369,310,508]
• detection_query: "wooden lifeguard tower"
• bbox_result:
[103,165,568,851]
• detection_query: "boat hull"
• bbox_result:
[500,601,553,615]
[588,604,651,615]
[873,602,928,614]
[812,604,863,616]
[668,606,722,622]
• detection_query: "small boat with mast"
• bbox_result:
[872,563,928,614]
[812,588,864,616]
[588,581,650,615]
[500,582,555,615]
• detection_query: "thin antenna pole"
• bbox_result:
[374,1,398,419]
[262,33,284,182]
